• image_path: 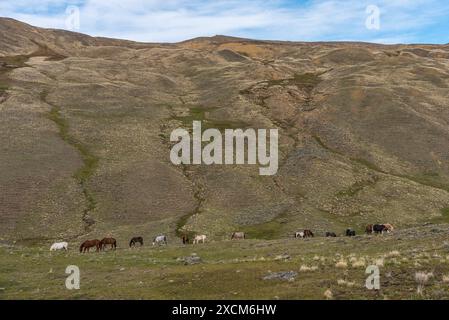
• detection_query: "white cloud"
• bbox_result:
[1,0,448,43]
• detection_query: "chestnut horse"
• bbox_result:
[80,239,101,253]
[100,237,117,250]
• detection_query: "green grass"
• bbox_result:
[173,106,248,131]
[175,189,204,239]
[267,72,321,92]
[47,105,99,184]
[1,224,449,299]
[399,173,449,193]
[44,93,99,230]
[335,177,379,198]
[241,212,288,240]
[0,55,29,67]
[431,207,449,224]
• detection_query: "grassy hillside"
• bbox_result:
[1,224,449,300]
[1,18,449,252]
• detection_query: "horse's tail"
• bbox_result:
[129,239,133,247]
[79,243,83,253]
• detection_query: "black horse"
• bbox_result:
[373,224,388,234]
[345,229,356,237]
[129,236,144,247]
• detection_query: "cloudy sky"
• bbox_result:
[1,0,448,44]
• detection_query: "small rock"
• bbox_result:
[177,254,202,265]
[274,254,291,261]
[263,271,297,281]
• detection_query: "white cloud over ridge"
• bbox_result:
[1,0,448,44]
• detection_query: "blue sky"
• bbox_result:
[1,0,448,44]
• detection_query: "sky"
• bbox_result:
[0,0,448,44]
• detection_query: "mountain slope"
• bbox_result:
[1,18,449,243]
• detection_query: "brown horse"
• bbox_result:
[80,239,101,253]
[365,224,373,234]
[303,230,314,238]
[182,235,189,245]
[100,237,117,250]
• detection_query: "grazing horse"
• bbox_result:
[346,229,356,237]
[373,224,388,234]
[80,239,101,253]
[182,235,189,245]
[294,231,305,238]
[365,224,373,234]
[325,232,337,237]
[153,235,167,246]
[383,223,394,232]
[50,242,68,251]
[129,237,143,247]
[100,237,117,250]
[304,230,314,238]
[231,232,245,240]
[193,235,206,244]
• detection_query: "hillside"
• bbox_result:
[1,18,449,244]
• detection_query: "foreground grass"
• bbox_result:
[1,224,449,300]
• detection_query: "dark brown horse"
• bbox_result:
[303,230,314,238]
[129,237,143,247]
[365,224,373,234]
[80,239,101,253]
[182,235,189,245]
[100,237,117,250]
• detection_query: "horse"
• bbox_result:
[129,237,143,247]
[325,232,337,237]
[365,224,373,234]
[182,235,189,245]
[346,229,356,237]
[304,230,314,238]
[100,237,117,250]
[193,235,206,244]
[50,242,68,251]
[294,231,305,238]
[231,232,245,240]
[80,239,101,253]
[383,223,394,232]
[153,235,167,246]
[373,224,388,234]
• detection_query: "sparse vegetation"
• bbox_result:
[1,223,448,299]
[45,93,99,231]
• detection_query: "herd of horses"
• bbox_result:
[294,223,395,239]
[49,224,394,252]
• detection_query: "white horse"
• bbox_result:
[193,235,206,244]
[152,235,167,246]
[50,242,68,251]
[294,231,305,238]
[231,232,245,240]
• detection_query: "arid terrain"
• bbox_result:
[1,18,449,299]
